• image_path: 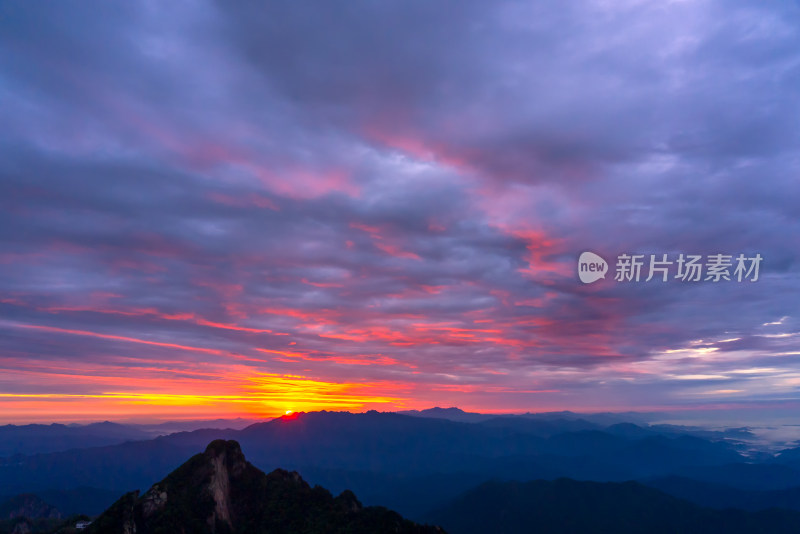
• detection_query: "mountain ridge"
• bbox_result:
[3,410,796,521]
[87,439,443,534]
[425,478,800,534]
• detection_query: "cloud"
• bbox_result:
[0,0,798,420]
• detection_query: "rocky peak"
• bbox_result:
[203,439,245,464]
[87,440,444,534]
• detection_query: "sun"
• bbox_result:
[281,409,299,421]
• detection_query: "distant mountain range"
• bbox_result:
[0,419,262,457]
[0,409,754,457]
[424,478,800,534]
[86,439,442,534]
[7,440,800,534]
[399,407,661,426]
[2,409,800,528]
[0,422,152,457]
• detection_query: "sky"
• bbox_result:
[0,0,799,423]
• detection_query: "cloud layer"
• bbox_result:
[1,0,798,421]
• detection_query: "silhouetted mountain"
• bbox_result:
[398,407,495,423]
[517,410,659,426]
[0,420,267,461]
[0,436,209,498]
[235,411,546,475]
[233,411,746,478]
[86,440,443,534]
[648,424,755,441]
[3,410,784,520]
[642,476,800,512]
[398,408,660,427]
[6,409,799,529]
[425,478,800,534]
[605,422,656,439]
[0,422,151,457]
[0,495,68,534]
[0,494,60,520]
[670,462,800,491]
[31,488,119,517]
[775,444,800,467]
[131,418,262,435]
[0,514,91,534]
[477,416,601,436]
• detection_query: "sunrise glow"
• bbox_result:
[0,0,798,425]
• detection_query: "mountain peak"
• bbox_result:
[87,440,442,534]
[428,407,465,414]
[204,438,245,462]
[398,406,492,423]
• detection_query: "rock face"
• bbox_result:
[86,439,444,534]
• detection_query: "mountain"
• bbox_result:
[516,411,660,426]
[1,410,776,519]
[775,444,800,468]
[22,488,119,517]
[87,440,443,534]
[0,436,205,498]
[478,416,600,436]
[398,408,660,427]
[0,494,60,520]
[398,407,496,423]
[0,420,268,460]
[425,478,800,534]
[131,418,263,435]
[642,476,800,512]
[233,411,746,478]
[670,462,800,491]
[0,494,78,534]
[0,422,151,457]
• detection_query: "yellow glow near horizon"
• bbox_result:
[0,370,409,424]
